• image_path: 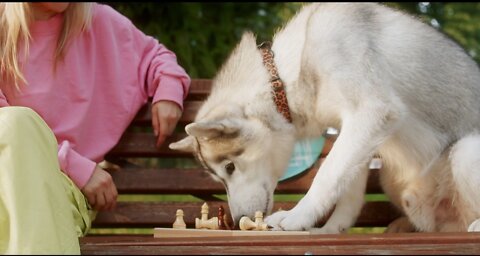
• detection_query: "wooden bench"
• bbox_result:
[79,79,480,255]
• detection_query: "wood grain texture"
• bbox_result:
[106,133,336,158]
[153,228,310,238]
[106,164,382,194]
[80,232,480,255]
[91,201,401,228]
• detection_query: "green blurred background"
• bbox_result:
[104,2,480,79]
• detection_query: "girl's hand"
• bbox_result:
[151,100,182,147]
[81,166,118,211]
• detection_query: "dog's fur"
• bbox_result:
[170,2,480,233]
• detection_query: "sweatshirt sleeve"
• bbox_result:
[147,43,191,110]
[95,4,191,109]
[58,140,97,189]
[128,17,191,110]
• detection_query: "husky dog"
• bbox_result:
[170,2,480,233]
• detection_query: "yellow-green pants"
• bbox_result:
[0,107,95,254]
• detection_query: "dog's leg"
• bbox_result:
[265,105,399,231]
[310,166,368,234]
[398,187,436,232]
[450,134,480,232]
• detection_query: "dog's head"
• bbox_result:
[170,32,296,225]
[170,116,295,225]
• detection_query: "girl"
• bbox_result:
[0,2,190,254]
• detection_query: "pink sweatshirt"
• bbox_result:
[0,3,191,189]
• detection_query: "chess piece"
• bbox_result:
[218,206,227,230]
[196,202,209,223]
[218,205,233,230]
[195,202,219,230]
[195,216,219,230]
[239,211,269,231]
[173,209,187,229]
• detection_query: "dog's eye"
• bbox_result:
[225,162,235,175]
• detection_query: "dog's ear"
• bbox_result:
[185,121,240,140]
[169,136,195,152]
[239,30,256,46]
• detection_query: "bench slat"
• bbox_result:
[131,101,205,126]
[92,201,400,228]
[80,233,480,255]
[183,79,212,100]
[129,79,212,126]
[81,243,480,255]
[109,167,383,194]
[107,133,335,158]
[106,133,190,158]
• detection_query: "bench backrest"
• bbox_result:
[92,79,401,234]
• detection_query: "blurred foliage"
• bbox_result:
[105,2,303,78]
[104,2,480,77]
[386,2,480,62]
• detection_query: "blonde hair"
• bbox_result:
[0,2,93,89]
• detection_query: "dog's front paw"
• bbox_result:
[265,201,318,231]
[264,210,289,231]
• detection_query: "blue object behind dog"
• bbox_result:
[279,136,325,181]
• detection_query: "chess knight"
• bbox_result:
[170,3,480,233]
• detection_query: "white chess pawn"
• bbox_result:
[173,209,187,229]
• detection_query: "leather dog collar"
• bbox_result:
[258,41,293,123]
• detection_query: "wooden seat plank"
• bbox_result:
[109,167,383,194]
[91,201,401,228]
[107,133,335,158]
[80,233,480,255]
